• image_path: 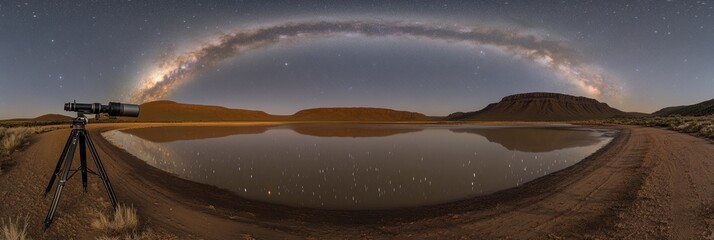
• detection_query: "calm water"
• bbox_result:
[103,124,615,210]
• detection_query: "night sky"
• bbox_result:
[1,1,713,119]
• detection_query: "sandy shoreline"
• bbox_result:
[1,122,714,239]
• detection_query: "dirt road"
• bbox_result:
[1,124,713,239]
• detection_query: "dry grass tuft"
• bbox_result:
[702,124,714,138]
[95,228,160,240]
[92,204,139,236]
[1,216,29,240]
[0,126,63,175]
[0,128,31,156]
[92,205,174,240]
[0,126,62,156]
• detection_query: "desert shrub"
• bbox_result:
[676,120,712,134]
[0,126,63,156]
[1,216,29,240]
[692,121,707,133]
[673,122,691,132]
[0,128,31,155]
[586,116,714,140]
[32,126,61,134]
[700,124,714,139]
[0,126,64,175]
[668,119,681,128]
[92,204,139,236]
[26,127,39,135]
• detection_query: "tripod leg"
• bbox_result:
[84,131,118,208]
[79,133,88,192]
[44,129,76,195]
[44,130,79,230]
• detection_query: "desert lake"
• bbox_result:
[103,124,616,210]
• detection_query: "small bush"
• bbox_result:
[92,204,139,236]
[1,216,29,240]
[0,126,63,156]
[1,128,32,155]
[0,125,64,175]
[700,124,714,138]
[674,122,691,132]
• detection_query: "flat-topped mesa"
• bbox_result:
[450,92,628,121]
[500,92,604,104]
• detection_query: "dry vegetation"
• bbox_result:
[0,216,29,240]
[586,115,714,139]
[92,204,162,240]
[0,120,68,129]
[92,204,139,235]
[0,126,62,174]
[0,127,32,156]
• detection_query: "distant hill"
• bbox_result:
[1,114,73,122]
[448,92,628,121]
[134,101,278,122]
[23,92,645,123]
[32,114,73,121]
[290,107,433,121]
[133,101,433,122]
[653,98,714,116]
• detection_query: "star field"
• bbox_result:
[0,0,712,118]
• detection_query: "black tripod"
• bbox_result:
[43,113,118,229]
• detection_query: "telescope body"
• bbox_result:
[64,102,140,117]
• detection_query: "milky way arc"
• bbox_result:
[128,20,619,103]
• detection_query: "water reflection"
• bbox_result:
[451,127,604,153]
[121,126,268,143]
[288,124,422,138]
[103,124,614,210]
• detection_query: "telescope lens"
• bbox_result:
[108,102,140,117]
[121,104,140,117]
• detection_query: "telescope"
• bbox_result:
[64,101,140,117]
[43,101,140,229]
